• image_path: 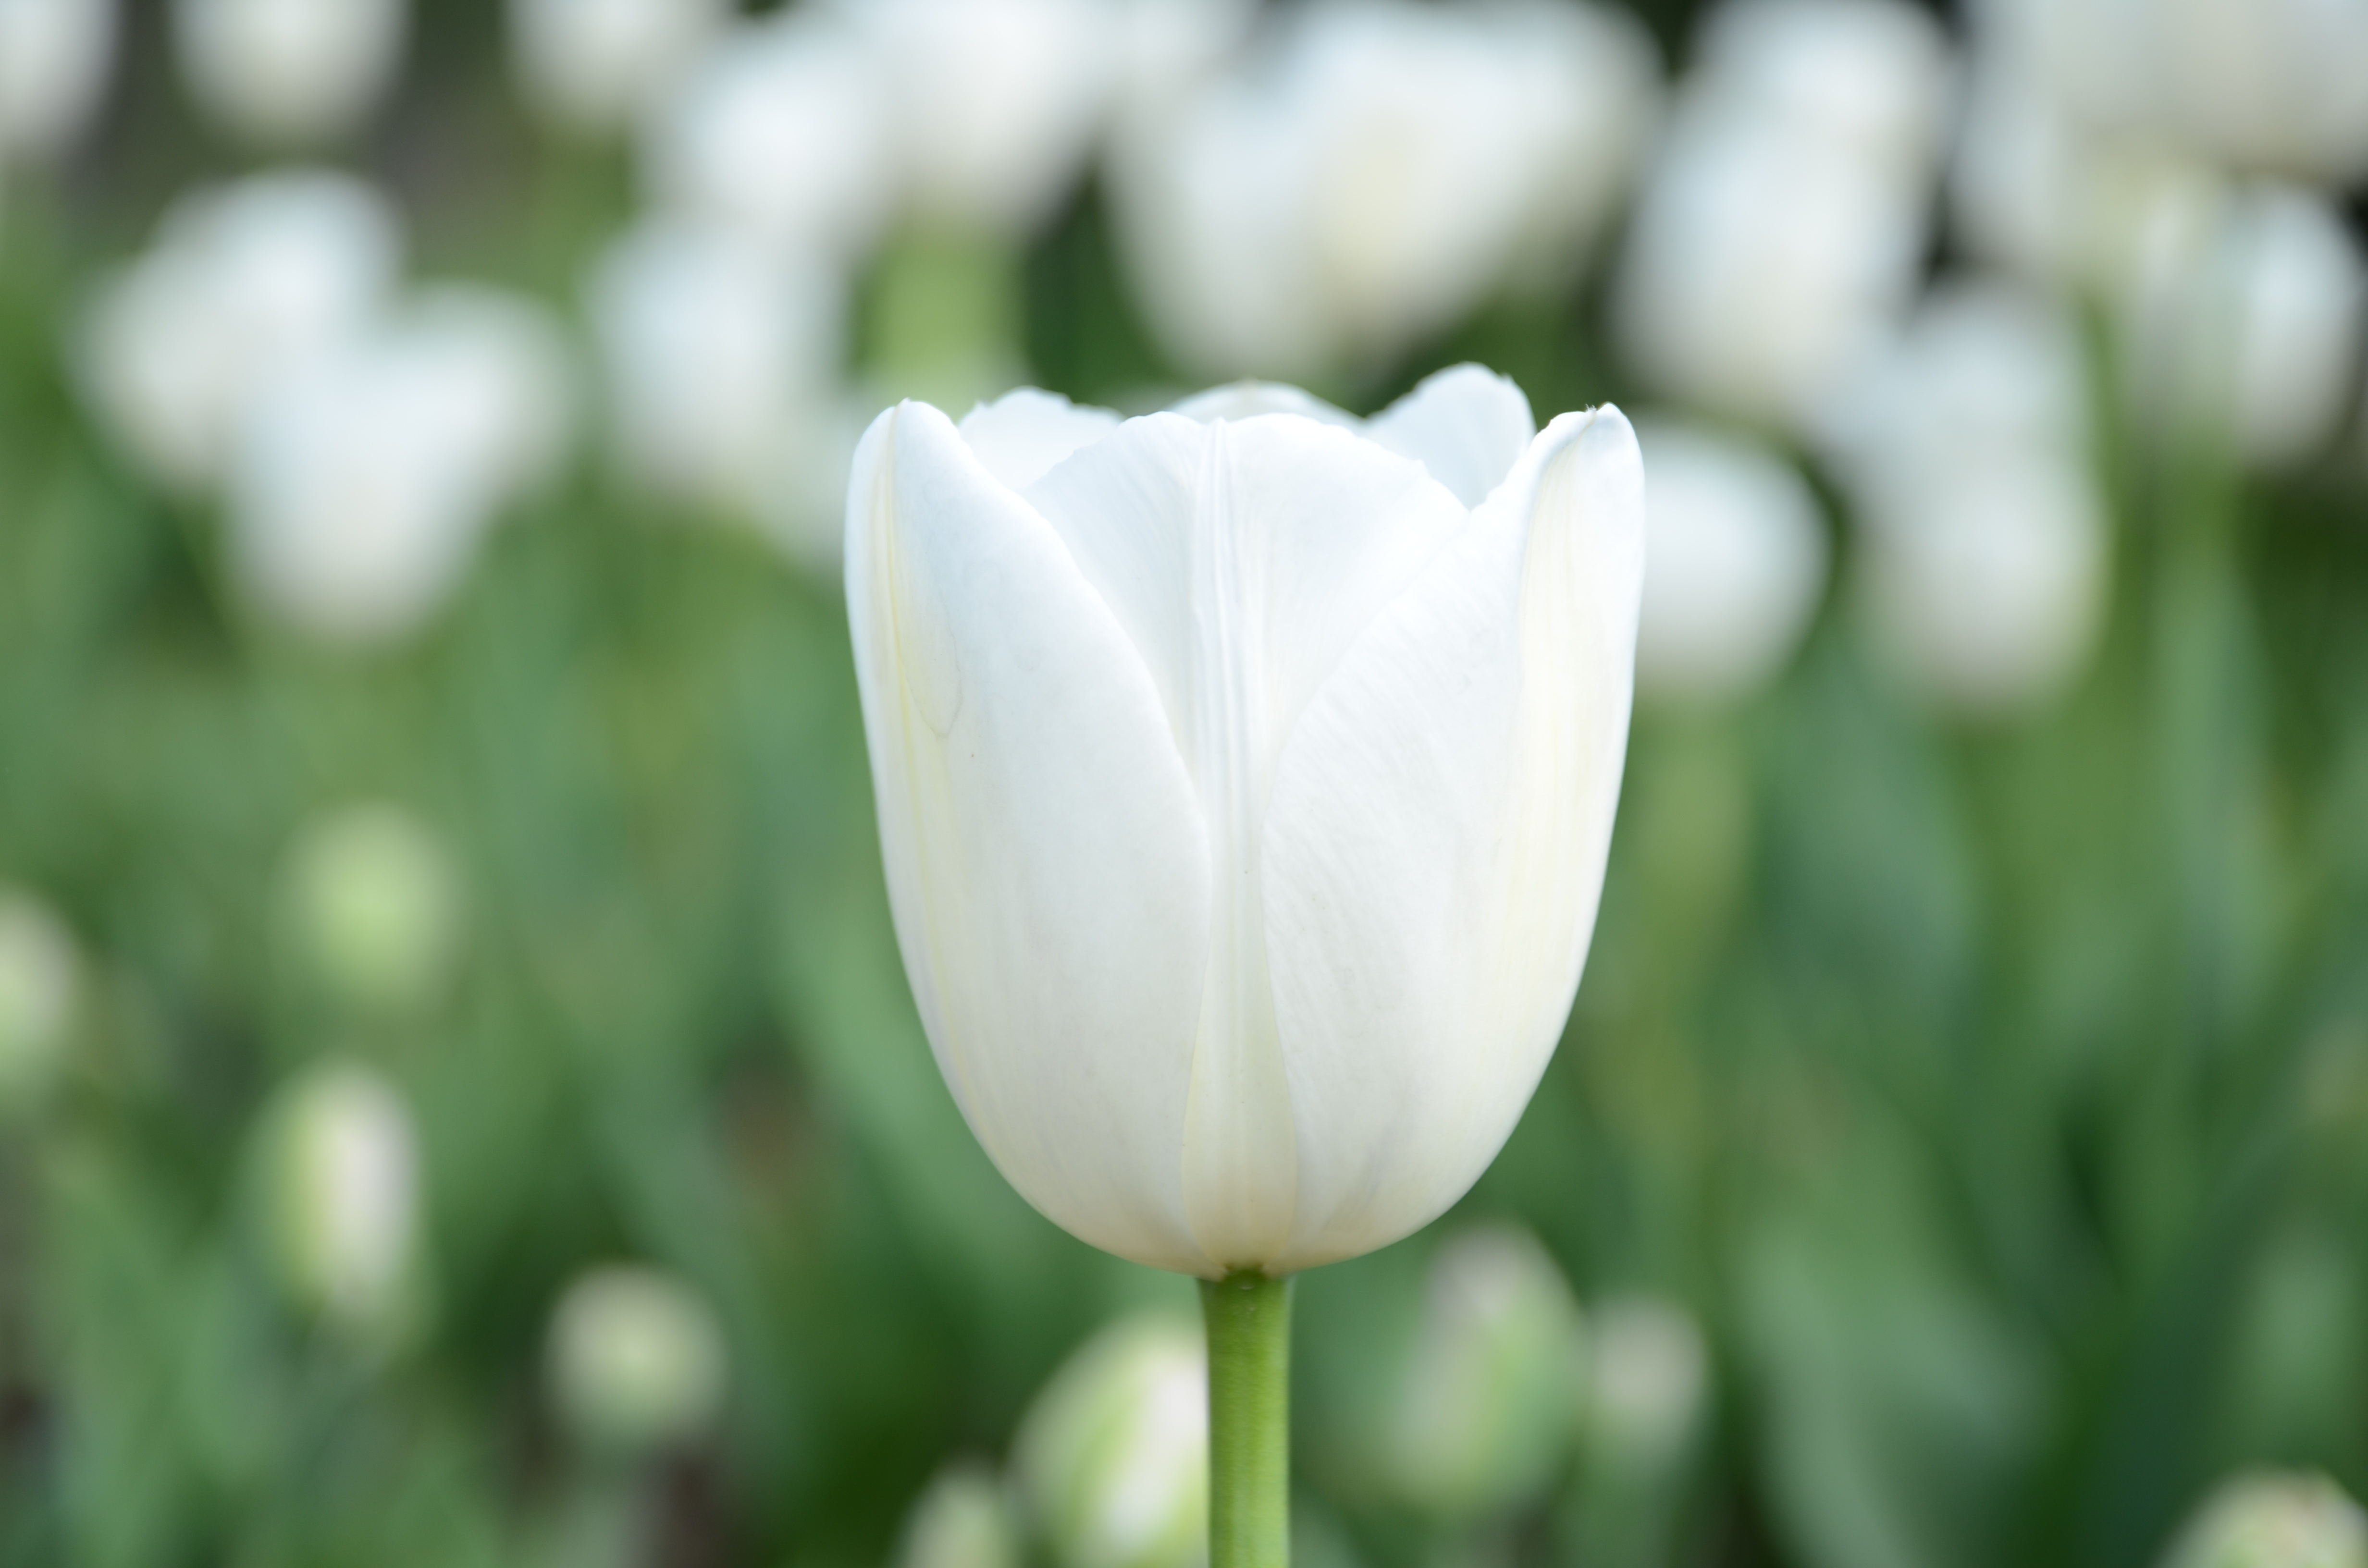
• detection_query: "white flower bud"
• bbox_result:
[2162,1471,2368,1568]
[2152,0,2368,185]
[263,1062,421,1335]
[1385,1225,1585,1520]
[0,890,79,1112]
[282,805,462,1013]
[1582,1295,1709,1470]
[1014,1315,1208,1568]
[0,0,117,162]
[77,171,401,493]
[898,1462,1023,1568]
[1633,420,1828,704]
[172,0,407,146]
[509,0,724,136]
[547,1265,726,1455]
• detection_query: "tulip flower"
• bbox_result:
[1015,1315,1209,1568]
[509,0,724,136]
[261,1061,422,1338]
[281,803,464,1015]
[899,1463,1023,1568]
[0,888,79,1115]
[0,0,117,164]
[546,1265,727,1455]
[2160,1471,2368,1568]
[173,0,407,146]
[847,364,1642,1565]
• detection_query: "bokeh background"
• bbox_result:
[5,0,2368,1565]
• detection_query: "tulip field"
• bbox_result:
[4,1,2368,1566]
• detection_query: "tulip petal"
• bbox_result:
[1365,363,1537,507]
[1169,381,1360,427]
[846,401,1216,1274]
[1025,410,1467,1269]
[1259,406,1643,1273]
[958,387,1123,491]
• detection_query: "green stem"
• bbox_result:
[1200,1270,1293,1568]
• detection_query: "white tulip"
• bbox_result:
[1614,0,1948,431]
[173,0,407,145]
[78,171,401,493]
[1633,420,1828,704]
[0,889,79,1112]
[1829,282,2109,714]
[264,1061,420,1333]
[642,12,896,262]
[898,1463,1023,1568]
[2161,1471,2368,1568]
[547,1265,727,1454]
[2152,0,2368,184]
[1108,0,1659,381]
[846,365,1642,1276]
[0,0,117,162]
[282,803,463,1014]
[1015,1315,1208,1568]
[228,285,567,645]
[1582,1295,1709,1469]
[832,0,1118,236]
[509,0,724,135]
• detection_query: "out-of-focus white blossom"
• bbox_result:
[1108,0,1255,110]
[0,889,79,1112]
[1385,1225,1585,1520]
[1582,1295,1709,1470]
[2152,0,2368,184]
[1828,282,2110,715]
[547,1264,727,1454]
[78,171,402,492]
[1014,1315,1207,1568]
[509,0,724,135]
[1109,0,1659,381]
[898,1463,1023,1568]
[228,286,570,645]
[1615,0,1949,432]
[643,12,896,262]
[0,0,117,162]
[1633,420,1828,704]
[264,1061,421,1335]
[173,0,407,146]
[2160,1470,2368,1568]
[282,804,463,1014]
[588,217,859,568]
[834,0,1118,237]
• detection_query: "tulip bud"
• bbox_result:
[0,890,80,1113]
[2160,1471,2368,1568]
[282,805,462,1014]
[642,12,896,264]
[0,0,117,163]
[260,1061,421,1335]
[172,0,407,146]
[77,171,401,494]
[1633,420,1828,704]
[1581,1295,1709,1470]
[1013,1315,1207,1568]
[847,367,1641,1275]
[898,1462,1023,1568]
[547,1265,727,1455]
[508,0,724,136]
[1384,1225,1585,1520]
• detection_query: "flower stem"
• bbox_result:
[1200,1269,1293,1568]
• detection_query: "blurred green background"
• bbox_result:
[6,0,2368,1566]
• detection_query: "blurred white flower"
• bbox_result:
[2161,1470,2368,1568]
[1615,0,1949,432]
[509,0,724,135]
[1633,420,1828,704]
[588,216,859,568]
[282,803,463,1015]
[228,285,570,645]
[0,0,117,162]
[265,1061,420,1335]
[898,1463,1023,1568]
[1108,0,1256,110]
[833,0,1118,236]
[1108,0,1659,381]
[173,0,407,146]
[1582,1295,1709,1470]
[547,1264,727,1454]
[2151,0,2368,184]
[78,171,402,493]
[1385,1225,1585,1520]
[1014,1315,1207,1568]
[0,889,79,1113]
[643,12,896,262]
[1828,282,2110,715]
